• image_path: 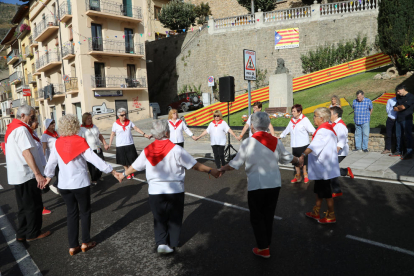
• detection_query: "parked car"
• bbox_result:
[167,92,203,113]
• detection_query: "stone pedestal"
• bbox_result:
[268,73,293,110]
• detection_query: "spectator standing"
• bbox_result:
[393,84,414,160]
[330,95,342,108]
[352,90,373,152]
[382,94,397,154]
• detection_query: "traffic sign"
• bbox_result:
[63,75,69,81]
[208,76,214,87]
[243,49,256,81]
[23,88,31,97]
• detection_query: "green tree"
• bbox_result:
[194,2,212,25]
[158,0,197,31]
[378,0,414,74]
[237,0,277,13]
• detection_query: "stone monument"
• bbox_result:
[267,58,293,114]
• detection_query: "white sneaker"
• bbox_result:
[50,185,60,195]
[157,244,174,254]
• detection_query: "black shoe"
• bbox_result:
[401,154,413,160]
[363,149,369,153]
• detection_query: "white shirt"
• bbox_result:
[246,115,253,137]
[168,119,193,143]
[308,128,340,180]
[332,118,349,157]
[131,143,197,195]
[41,132,58,161]
[33,132,46,167]
[112,121,136,147]
[206,121,230,146]
[79,126,101,150]
[386,97,397,120]
[6,126,45,185]
[280,115,315,148]
[229,134,293,191]
[44,147,113,190]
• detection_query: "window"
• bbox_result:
[154,6,161,20]
[127,64,136,79]
[94,62,105,87]
[69,27,73,41]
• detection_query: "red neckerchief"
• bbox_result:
[116,119,130,131]
[312,122,337,141]
[81,124,94,129]
[144,139,176,166]
[169,120,182,130]
[5,119,40,143]
[213,120,223,127]
[252,131,278,152]
[291,114,304,129]
[44,130,59,138]
[331,119,346,128]
[55,135,90,164]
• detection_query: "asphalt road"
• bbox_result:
[1,150,414,276]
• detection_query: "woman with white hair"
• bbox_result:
[44,114,118,256]
[41,118,60,194]
[108,108,151,179]
[117,119,221,254]
[299,107,340,224]
[220,112,303,259]
[168,109,196,147]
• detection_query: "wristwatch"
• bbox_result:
[302,152,307,157]
[123,171,127,177]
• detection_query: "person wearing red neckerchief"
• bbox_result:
[300,107,340,224]
[41,118,60,195]
[168,109,196,147]
[195,110,239,169]
[220,112,303,259]
[239,101,275,139]
[279,104,315,184]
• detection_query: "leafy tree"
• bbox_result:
[158,0,197,31]
[237,0,277,13]
[378,0,414,74]
[194,2,212,25]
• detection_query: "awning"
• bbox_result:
[0,26,18,46]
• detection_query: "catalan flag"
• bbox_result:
[275,28,299,50]
[373,93,396,105]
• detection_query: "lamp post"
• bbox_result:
[251,0,254,14]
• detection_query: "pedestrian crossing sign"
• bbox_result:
[243,49,256,81]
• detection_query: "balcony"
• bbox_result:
[91,75,147,90]
[29,35,38,48]
[18,21,31,38]
[7,50,20,65]
[85,0,143,23]
[35,51,62,72]
[27,73,36,84]
[10,71,23,85]
[59,0,72,23]
[33,16,59,42]
[65,77,79,93]
[25,46,33,58]
[36,87,44,101]
[88,38,144,57]
[39,84,65,101]
[12,98,26,108]
[62,42,75,60]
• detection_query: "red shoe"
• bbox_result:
[332,192,343,198]
[42,208,51,215]
[303,176,309,184]
[291,174,302,183]
[131,173,134,178]
[305,206,321,220]
[318,211,336,224]
[252,248,270,258]
[347,167,354,179]
[127,175,132,180]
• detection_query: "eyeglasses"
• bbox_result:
[313,115,321,118]
[119,114,126,117]
[214,115,220,117]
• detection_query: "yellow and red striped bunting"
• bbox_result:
[373,93,395,105]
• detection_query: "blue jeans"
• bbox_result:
[355,122,370,150]
[395,119,413,155]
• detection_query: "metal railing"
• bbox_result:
[35,51,61,70]
[27,73,36,84]
[7,49,19,63]
[29,35,36,45]
[264,6,311,22]
[25,46,33,58]
[10,71,23,84]
[12,99,24,108]
[214,14,255,29]
[90,75,147,88]
[65,77,78,91]
[88,37,144,55]
[321,0,380,16]
[59,0,72,19]
[5,108,12,115]
[33,16,58,39]
[85,0,143,19]
[51,83,64,95]
[62,42,75,57]
[37,87,44,99]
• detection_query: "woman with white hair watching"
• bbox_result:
[299,107,340,224]
[220,112,303,259]
[44,114,118,256]
[117,119,221,254]
[41,118,60,194]
[108,108,151,179]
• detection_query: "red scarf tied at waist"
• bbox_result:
[331,119,346,128]
[144,139,176,166]
[213,120,223,127]
[116,119,130,131]
[55,135,90,164]
[44,129,59,138]
[312,122,337,141]
[81,124,94,129]
[291,114,304,129]
[169,120,182,130]
[5,119,40,143]
[252,131,278,152]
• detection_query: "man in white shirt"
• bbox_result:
[382,95,397,154]
[239,101,275,139]
[5,105,51,242]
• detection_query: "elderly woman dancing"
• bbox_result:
[220,112,303,259]
[44,115,118,256]
[168,109,196,147]
[117,120,221,254]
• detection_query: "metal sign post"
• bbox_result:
[208,76,214,104]
[243,49,256,116]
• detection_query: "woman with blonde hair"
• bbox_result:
[195,110,239,168]
[330,95,341,108]
[168,109,196,147]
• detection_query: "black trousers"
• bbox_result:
[331,156,348,194]
[385,117,396,151]
[211,145,225,169]
[52,166,59,187]
[87,149,105,181]
[59,186,92,248]
[175,142,184,148]
[247,187,280,250]
[14,178,43,239]
[148,193,185,247]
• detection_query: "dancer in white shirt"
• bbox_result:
[41,118,60,194]
[167,109,196,147]
[279,104,315,184]
[300,107,340,224]
[239,101,275,138]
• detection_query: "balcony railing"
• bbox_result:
[65,77,78,92]
[10,71,23,84]
[25,46,33,58]
[12,98,26,108]
[35,51,61,71]
[37,87,44,99]
[59,0,72,21]
[91,75,147,88]
[27,73,36,84]
[321,0,380,16]
[85,0,143,20]
[5,108,12,115]
[214,14,255,30]
[7,49,20,64]
[62,42,75,58]
[33,16,58,40]
[88,38,144,55]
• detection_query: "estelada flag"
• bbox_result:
[275,28,299,50]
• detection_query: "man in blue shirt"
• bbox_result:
[352,90,373,152]
[382,94,397,154]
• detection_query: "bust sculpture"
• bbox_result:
[275,58,289,74]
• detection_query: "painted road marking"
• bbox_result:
[103,152,116,159]
[346,235,414,257]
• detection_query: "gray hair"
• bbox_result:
[314,107,331,123]
[151,119,170,140]
[356,90,364,96]
[117,108,127,116]
[251,112,270,132]
[16,105,34,118]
